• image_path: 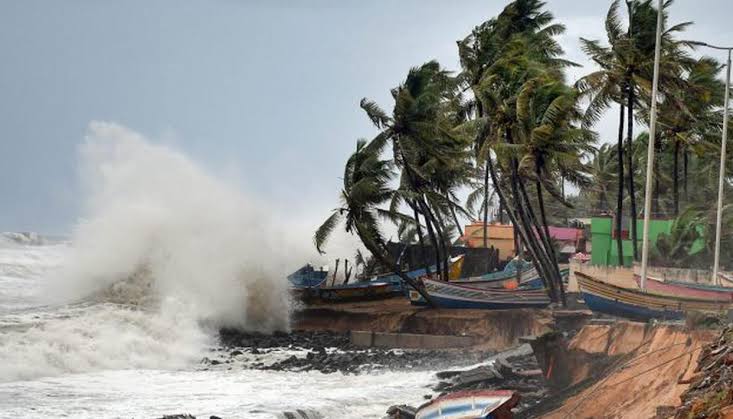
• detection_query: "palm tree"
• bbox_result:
[653,57,724,215]
[514,79,596,246]
[314,139,435,305]
[458,0,573,250]
[578,0,692,262]
[476,40,572,303]
[587,144,619,213]
[360,61,470,281]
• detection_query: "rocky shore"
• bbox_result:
[212,328,552,418]
[215,329,493,374]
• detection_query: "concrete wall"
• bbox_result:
[591,217,681,267]
[351,330,475,349]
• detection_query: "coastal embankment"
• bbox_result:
[283,300,719,418]
[293,299,553,352]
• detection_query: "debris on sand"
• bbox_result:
[675,325,733,418]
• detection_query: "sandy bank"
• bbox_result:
[293,298,554,351]
[540,322,715,418]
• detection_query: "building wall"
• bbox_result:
[591,217,675,267]
[462,222,515,261]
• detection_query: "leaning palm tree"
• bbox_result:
[360,60,470,281]
[514,78,596,249]
[314,139,435,305]
[458,0,574,250]
[476,39,570,303]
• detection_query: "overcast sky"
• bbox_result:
[1,0,732,234]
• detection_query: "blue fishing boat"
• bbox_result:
[451,259,568,290]
[371,255,465,294]
[415,389,519,419]
[409,277,551,309]
[576,272,732,322]
[287,264,328,288]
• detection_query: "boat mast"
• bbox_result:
[713,48,731,284]
[639,0,664,291]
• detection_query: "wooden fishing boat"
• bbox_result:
[299,281,393,303]
[409,277,551,309]
[455,268,537,289]
[372,255,465,294]
[718,272,733,286]
[577,272,732,321]
[633,274,733,301]
[415,389,519,419]
[287,264,328,288]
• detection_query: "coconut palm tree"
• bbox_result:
[587,144,619,213]
[360,61,471,281]
[653,57,724,215]
[458,0,574,250]
[314,139,435,305]
[577,0,692,262]
[514,79,596,246]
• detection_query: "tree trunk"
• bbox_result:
[355,223,436,307]
[521,168,565,305]
[535,167,560,279]
[426,200,451,281]
[485,152,557,301]
[683,147,689,202]
[344,260,352,284]
[653,134,661,216]
[332,259,340,286]
[399,147,443,280]
[626,86,639,260]
[411,201,430,274]
[483,158,491,248]
[420,200,444,280]
[447,191,464,238]
[616,103,626,266]
[673,140,680,216]
[512,167,562,303]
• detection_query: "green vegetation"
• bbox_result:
[315,0,733,304]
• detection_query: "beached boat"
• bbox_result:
[298,281,393,303]
[577,272,732,321]
[415,389,519,419]
[372,255,465,294]
[718,272,733,286]
[409,277,551,309]
[287,264,328,288]
[451,263,569,291]
[633,274,733,301]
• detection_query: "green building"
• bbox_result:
[590,216,703,267]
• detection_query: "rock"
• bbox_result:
[385,405,416,419]
[158,415,196,419]
[230,350,243,357]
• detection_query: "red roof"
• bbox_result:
[547,226,583,241]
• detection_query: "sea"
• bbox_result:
[0,233,444,419]
[0,123,448,419]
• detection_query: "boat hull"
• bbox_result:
[415,390,519,419]
[410,278,551,309]
[297,282,393,303]
[581,290,684,321]
[577,272,732,321]
[633,274,733,302]
[288,265,328,288]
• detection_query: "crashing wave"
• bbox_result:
[0,232,47,246]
